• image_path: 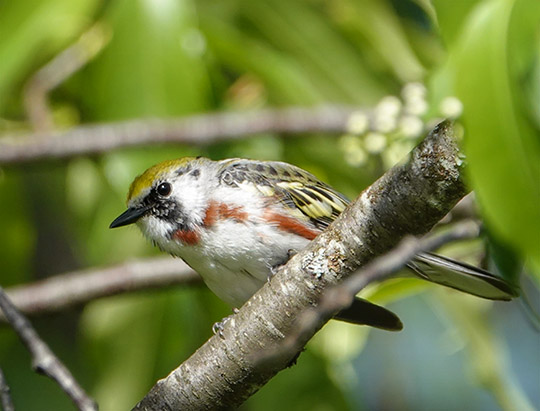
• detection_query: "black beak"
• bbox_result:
[109,206,150,228]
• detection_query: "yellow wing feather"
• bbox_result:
[219,159,350,230]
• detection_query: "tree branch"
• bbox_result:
[23,24,110,132]
[0,106,363,164]
[134,120,468,410]
[0,257,200,322]
[0,287,97,411]
[0,367,14,411]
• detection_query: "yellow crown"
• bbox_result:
[127,157,197,203]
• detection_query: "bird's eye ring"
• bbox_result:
[156,182,172,197]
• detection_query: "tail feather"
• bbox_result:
[408,253,518,301]
[335,298,403,331]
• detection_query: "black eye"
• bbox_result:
[156,182,172,197]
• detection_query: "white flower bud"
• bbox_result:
[439,96,463,119]
[346,111,369,135]
[364,132,387,154]
[399,115,424,139]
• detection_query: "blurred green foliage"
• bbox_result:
[0,0,538,410]
[455,0,540,275]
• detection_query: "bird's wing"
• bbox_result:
[218,159,349,230]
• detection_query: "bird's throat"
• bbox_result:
[171,229,200,245]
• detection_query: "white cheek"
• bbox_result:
[172,179,208,225]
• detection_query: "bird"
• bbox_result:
[110,157,517,331]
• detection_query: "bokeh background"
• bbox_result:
[0,0,539,410]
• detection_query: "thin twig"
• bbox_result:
[0,287,97,411]
[0,106,365,164]
[0,367,14,411]
[341,221,480,296]
[1,257,200,322]
[23,23,110,131]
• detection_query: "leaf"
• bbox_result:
[0,0,99,114]
[441,0,540,274]
[80,0,210,120]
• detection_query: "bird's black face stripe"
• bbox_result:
[140,193,188,234]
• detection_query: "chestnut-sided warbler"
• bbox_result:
[110,157,516,331]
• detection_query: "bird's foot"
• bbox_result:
[268,249,297,283]
[212,308,239,339]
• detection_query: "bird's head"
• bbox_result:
[109,157,215,244]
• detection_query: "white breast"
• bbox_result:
[161,217,311,307]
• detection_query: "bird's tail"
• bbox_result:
[407,252,518,301]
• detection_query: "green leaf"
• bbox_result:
[0,0,99,114]
[443,0,540,273]
[200,17,324,105]
[80,0,210,120]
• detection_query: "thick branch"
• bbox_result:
[0,287,97,411]
[0,106,363,165]
[0,257,200,322]
[134,120,468,410]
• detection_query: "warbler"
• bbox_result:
[110,157,516,331]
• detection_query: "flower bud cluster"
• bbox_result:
[339,83,463,168]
